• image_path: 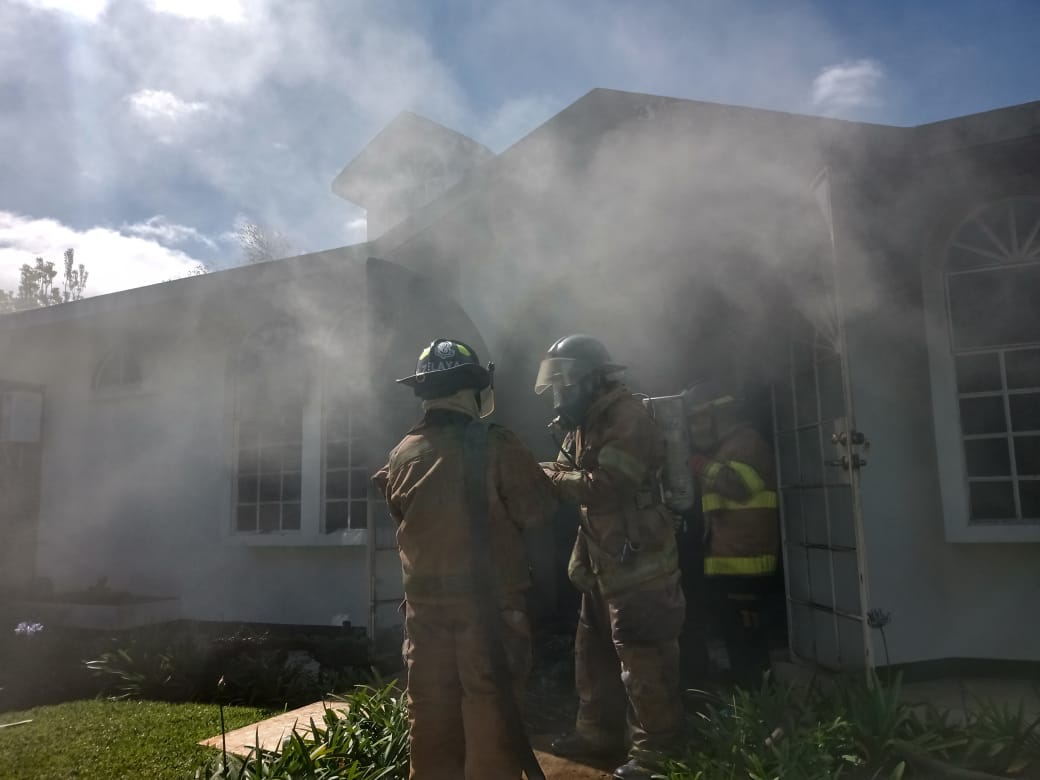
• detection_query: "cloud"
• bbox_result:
[122,215,218,250]
[811,59,885,114]
[13,0,107,21]
[0,211,209,296]
[148,0,244,23]
[127,89,212,122]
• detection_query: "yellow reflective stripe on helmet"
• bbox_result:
[704,554,778,576]
[456,343,471,357]
[727,461,766,494]
[598,443,647,484]
[419,347,431,360]
[702,490,778,512]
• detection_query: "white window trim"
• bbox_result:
[923,196,1040,542]
[91,348,151,401]
[227,340,368,548]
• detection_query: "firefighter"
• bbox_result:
[684,380,779,689]
[372,338,554,780]
[535,334,685,780]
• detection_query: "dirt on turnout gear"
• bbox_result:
[542,380,685,763]
[373,405,554,780]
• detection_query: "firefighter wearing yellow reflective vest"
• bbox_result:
[372,338,555,780]
[536,335,685,780]
[684,380,778,688]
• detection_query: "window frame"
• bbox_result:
[923,195,1040,542]
[227,322,367,547]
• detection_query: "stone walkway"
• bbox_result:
[199,703,614,779]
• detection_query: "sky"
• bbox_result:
[0,0,1038,297]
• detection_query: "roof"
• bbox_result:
[331,111,495,206]
[0,242,374,332]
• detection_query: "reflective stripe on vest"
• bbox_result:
[702,490,778,512]
[704,554,778,577]
[598,443,647,484]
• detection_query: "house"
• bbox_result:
[2,88,1038,675]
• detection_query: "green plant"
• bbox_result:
[659,676,863,779]
[196,683,409,780]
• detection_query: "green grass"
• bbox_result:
[0,699,272,780]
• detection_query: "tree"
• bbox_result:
[234,220,295,264]
[0,249,89,313]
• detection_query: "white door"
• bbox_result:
[773,170,875,674]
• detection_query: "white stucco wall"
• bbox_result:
[2,261,377,628]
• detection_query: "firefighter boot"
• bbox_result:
[549,732,617,759]
[613,757,654,780]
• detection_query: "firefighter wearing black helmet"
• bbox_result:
[536,335,685,780]
[372,338,554,780]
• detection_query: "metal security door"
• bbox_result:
[773,169,874,674]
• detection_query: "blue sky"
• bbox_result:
[1,0,1037,296]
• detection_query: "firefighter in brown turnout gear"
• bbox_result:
[536,335,685,780]
[684,380,779,689]
[372,338,554,780]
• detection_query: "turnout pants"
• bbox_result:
[573,577,685,761]
[403,594,532,780]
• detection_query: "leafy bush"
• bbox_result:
[0,622,106,710]
[660,676,865,780]
[196,683,409,780]
[659,673,1040,779]
[83,623,377,710]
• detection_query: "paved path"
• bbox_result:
[200,703,614,779]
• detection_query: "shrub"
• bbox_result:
[195,683,409,780]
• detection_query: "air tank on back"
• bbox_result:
[642,394,696,513]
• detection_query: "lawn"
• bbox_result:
[0,699,271,780]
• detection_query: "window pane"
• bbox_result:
[948,266,1040,349]
[238,421,260,449]
[326,405,352,439]
[1020,482,1040,519]
[259,504,281,532]
[259,447,282,473]
[238,449,259,474]
[350,469,369,499]
[947,243,997,272]
[282,503,301,531]
[964,438,1011,477]
[1010,393,1040,432]
[954,218,999,256]
[795,366,818,426]
[236,504,257,532]
[327,470,350,500]
[259,474,281,502]
[798,427,822,485]
[327,441,351,469]
[1012,199,1040,252]
[350,500,369,529]
[959,397,1006,435]
[969,481,1016,521]
[283,444,302,471]
[238,476,259,503]
[1006,349,1040,389]
[282,473,301,501]
[1014,436,1040,475]
[774,379,795,432]
[818,355,844,422]
[326,501,350,532]
[955,353,1002,393]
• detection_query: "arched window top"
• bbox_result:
[93,349,142,391]
[946,196,1040,272]
[944,196,1040,353]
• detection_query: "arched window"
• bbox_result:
[942,196,1040,524]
